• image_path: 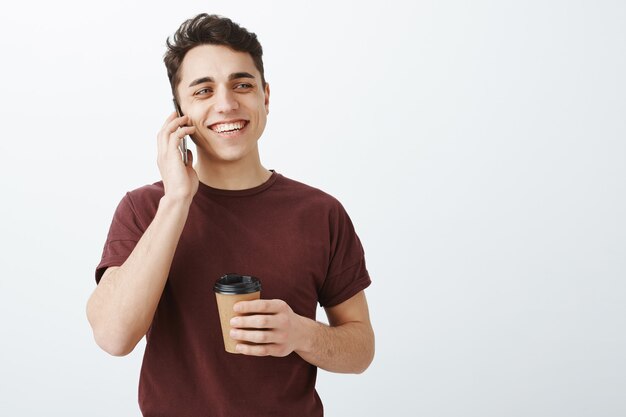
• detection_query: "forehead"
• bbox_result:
[178,44,259,85]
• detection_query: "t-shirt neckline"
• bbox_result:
[197,170,278,197]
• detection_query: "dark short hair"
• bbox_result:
[164,13,266,99]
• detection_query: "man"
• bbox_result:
[87,13,374,417]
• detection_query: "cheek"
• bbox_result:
[189,111,202,127]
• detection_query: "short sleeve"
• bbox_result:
[95,193,146,283]
[318,203,371,308]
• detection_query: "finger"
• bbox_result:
[168,126,195,154]
[160,115,190,145]
[161,111,178,129]
[234,299,284,314]
[164,112,188,131]
[230,314,275,329]
[165,114,191,134]
[168,125,196,141]
[165,124,194,146]
[176,125,196,136]
[157,112,184,152]
[236,342,291,357]
[230,329,274,344]
[235,343,274,357]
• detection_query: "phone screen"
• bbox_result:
[172,99,189,165]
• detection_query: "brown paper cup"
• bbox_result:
[213,274,262,354]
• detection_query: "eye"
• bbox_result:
[194,87,213,96]
[235,83,253,90]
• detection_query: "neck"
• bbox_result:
[194,152,272,191]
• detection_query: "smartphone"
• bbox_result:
[172,98,189,165]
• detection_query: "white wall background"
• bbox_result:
[1,0,625,415]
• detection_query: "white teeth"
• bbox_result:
[212,121,246,133]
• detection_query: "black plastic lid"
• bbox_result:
[214,274,262,294]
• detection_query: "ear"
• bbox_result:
[264,83,270,115]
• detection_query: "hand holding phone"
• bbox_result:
[173,98,189,165]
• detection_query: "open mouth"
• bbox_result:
[208,120,249,134]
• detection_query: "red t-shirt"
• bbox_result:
[96,172,371,417]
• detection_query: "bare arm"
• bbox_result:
[86,112,197,356]
[298,291,375,373]
[231,290,375,374]
[86,196,192,356]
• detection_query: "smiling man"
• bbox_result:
[87,13,374,417]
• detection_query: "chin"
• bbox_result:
[211,150,250,163]
[197,139,257,164]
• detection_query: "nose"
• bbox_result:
[213,87,239,113]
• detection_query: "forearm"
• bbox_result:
[87,195,191,355]
[296,317,375,374]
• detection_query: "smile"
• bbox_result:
[209,120,249,133]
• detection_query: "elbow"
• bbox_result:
[89,314,140,356]
[86,296,139,357]
[353,329,375,374]
[95,333,137,357]
[87,312,138,357]
[356,356,374,374]
[89,317,138,356]
[355,347,375,374]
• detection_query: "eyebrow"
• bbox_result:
[188,72,256,88]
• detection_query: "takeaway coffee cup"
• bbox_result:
[213,274,262,354]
